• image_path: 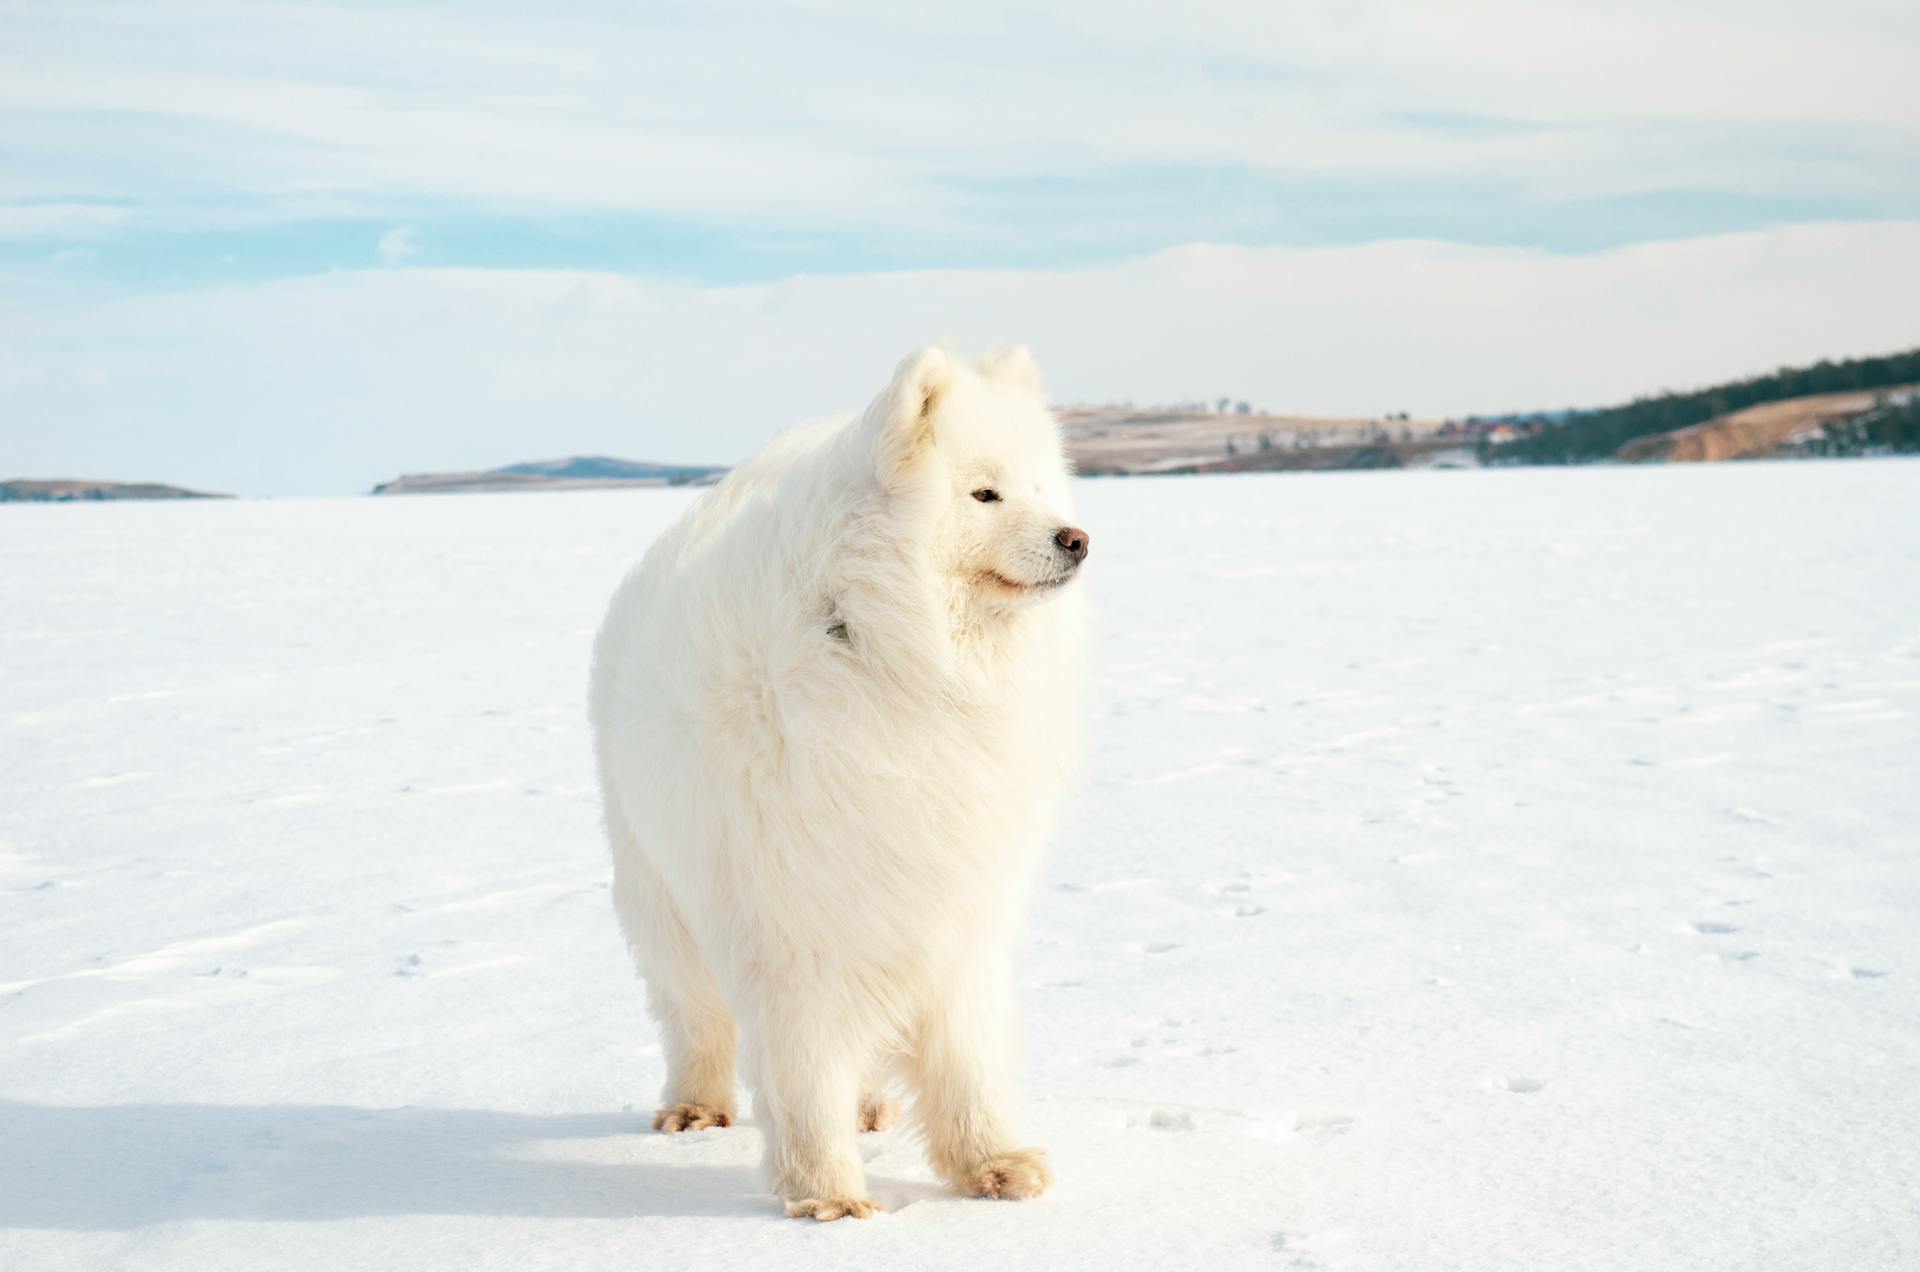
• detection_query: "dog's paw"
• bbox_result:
[784,1196,884,1221]
[858,1094,901,1132]
[651,1102,732,1133]
[970,1147,1053,1200]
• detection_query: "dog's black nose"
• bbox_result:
[1055,526,1090,561]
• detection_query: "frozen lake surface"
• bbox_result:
[3,462,1918,1270]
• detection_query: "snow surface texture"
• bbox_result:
[3,463,1917,1271]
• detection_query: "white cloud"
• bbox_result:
[0,201,130,240]
[4,220,1918,495]
[376,226,419,265]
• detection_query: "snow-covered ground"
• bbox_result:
[4,462,1918,1271]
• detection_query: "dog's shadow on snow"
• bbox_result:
[0,1101,784,1229]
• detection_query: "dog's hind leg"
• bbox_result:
[858,1059,901,1132]
[609,838,737,1133]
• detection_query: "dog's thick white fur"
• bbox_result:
[589,345,1087,1221]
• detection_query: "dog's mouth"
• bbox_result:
[979,569,1075,596]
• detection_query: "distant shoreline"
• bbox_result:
[0,478,230,504]
[14,349,1917,502]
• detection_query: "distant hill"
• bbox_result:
[372,455,726,495]
[1614,387,1918,463]
[1061,406,1444,475]
[1,478,230,504]
[1491,347,1920,465]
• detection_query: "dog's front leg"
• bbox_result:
[909,969,1053,1201]
[755,1005,879,1221]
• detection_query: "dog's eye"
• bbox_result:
[971,488,1001,503]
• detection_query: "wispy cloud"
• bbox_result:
[0,199,132,240]
[376,226,419,265]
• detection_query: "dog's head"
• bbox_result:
[872,345,1088,611]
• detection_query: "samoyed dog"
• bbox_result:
[589,345,1088,1221]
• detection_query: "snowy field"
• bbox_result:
[4,462,1918,1272]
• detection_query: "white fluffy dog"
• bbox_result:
[589,345,1088,1220]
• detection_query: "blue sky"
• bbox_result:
[4,0,1919,493]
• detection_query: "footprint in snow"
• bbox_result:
[1143,942,1180,954]
[1851,967,1890,979]
[1270,1232,1321,1269]
[1271,1225,1355,1267]
[1293,1113,1354,1139]
[1504,1076,1545,1094]
[1692,920,1740,935]
[1723,810,1780,828]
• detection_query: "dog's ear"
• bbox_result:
[876,345,955,483]
[979,345,1042,395]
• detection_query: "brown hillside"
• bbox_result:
[1614,388,1911,463]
